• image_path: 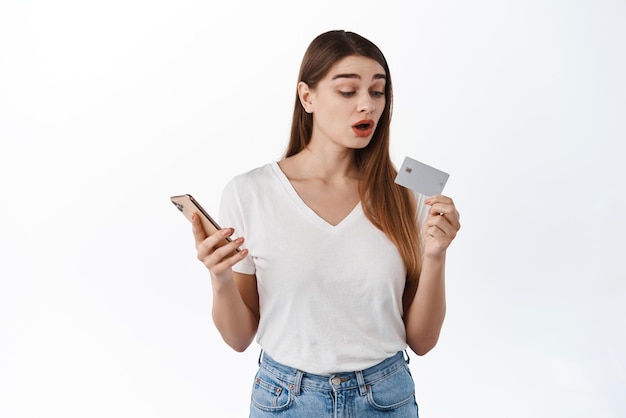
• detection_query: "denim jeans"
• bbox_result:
[249,351,419,418]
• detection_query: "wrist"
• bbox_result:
[211,271,235,293]
[423,252,446,266]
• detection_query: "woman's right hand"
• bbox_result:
[191,212,248,281]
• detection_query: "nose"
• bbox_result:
[357,93,375,114]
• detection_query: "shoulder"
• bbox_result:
[222,162,279,199]
[224,163,273,188]
[231,163,276,184]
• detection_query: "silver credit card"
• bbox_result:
[394,156,449,196]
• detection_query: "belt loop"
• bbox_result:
[292,370,304,396]
[257,349,264,366]
[403,349,411,365]
[355,370,368,396]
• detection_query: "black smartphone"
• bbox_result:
[170,194,240,254]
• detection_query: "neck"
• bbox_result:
[296,143,359,181]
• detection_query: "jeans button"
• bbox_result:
[331,377,342,386]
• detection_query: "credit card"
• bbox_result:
[394,156,449,196]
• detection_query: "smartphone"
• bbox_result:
[170,194,240,255]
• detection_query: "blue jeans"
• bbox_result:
[249,351,419,418]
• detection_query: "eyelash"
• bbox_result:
[340,90,385,98]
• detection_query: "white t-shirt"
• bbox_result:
[218,162,427,375]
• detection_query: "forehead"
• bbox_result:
[326,55,386,80]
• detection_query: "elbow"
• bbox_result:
[230,343,249,353]
[407,333,440,356]
[413,342,436,356]
[212,311,257,353]
[221,333,254,353]
[214,321,255,353]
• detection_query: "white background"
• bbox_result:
[1,1,625,417]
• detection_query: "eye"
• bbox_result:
[340,91,356,98]
[370,90,385,98]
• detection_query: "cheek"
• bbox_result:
[378,99,387,114]
[374,110,385,125]
[317,103,345,122]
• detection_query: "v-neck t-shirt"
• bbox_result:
[218,162,427,375]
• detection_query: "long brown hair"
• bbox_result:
[285,30,422,308]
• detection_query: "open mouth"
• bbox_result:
[353,121,373,131]
[352,120,374,137]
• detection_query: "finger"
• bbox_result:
[424,217,456,241]
[426,196,454,213]
[424,224,458,253]
[425,195,454,206]
[211,247,249,275]
[196,227,234,258]
[202,239,249,275]
[191,212,209,246]
[211,236,245,261]
[429,203,455,217]
[424,225,439,239]
[428,206,461,231]
[424,206,460,233]
[426,198,460,229]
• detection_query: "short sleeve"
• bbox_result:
[218,177,256,275]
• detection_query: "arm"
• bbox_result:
[192,213,260,352]
[404,195,460,356]
[404,254,447,356]
[211,271,259,352]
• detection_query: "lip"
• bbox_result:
[352,119,375,137]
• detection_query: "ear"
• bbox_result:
[297,81,314,114]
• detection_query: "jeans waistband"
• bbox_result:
[258,351,409,396]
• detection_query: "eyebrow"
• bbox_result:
[331,73,387,81]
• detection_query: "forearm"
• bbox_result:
[405,254,447,355]
[211,278,258,352]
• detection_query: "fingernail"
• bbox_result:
[235,237,244,245]
[221,228,232,237]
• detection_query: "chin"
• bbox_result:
[351,139,373,149]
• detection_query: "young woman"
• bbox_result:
[191,30,460,418]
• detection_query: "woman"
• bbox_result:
[191,30,460,418]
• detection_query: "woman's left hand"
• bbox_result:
[422,195,461,259]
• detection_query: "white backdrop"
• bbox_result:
[1,1,625,417]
